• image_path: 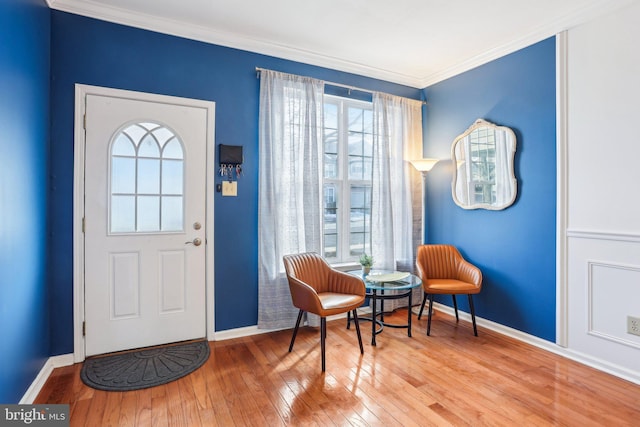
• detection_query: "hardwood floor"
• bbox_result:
[36,309,640,426]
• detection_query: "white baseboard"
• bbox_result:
[212,309,373,341]
[20,354,74,404]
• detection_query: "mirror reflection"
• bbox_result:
[451,119,517,210]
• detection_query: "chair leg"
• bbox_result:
[468,295,478,336]
[346,310,351,329]
[289,309,304,352]
[320,317,326,372]
[427,293,434,336]
[417,291,428,320]
[352,309,364,354]
[452,295,459,321]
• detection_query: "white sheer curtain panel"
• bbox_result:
[257,70,325,329]
[371,93,423,311]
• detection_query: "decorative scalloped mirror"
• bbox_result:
[451,119,517,210]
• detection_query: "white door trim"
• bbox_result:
[555,32,569,348]
[73,84,216,363]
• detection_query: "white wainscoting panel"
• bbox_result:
[568,231,640,376]
[588,261,640,349]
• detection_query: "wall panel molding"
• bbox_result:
[587,261,640,350]
[567,229,640,242]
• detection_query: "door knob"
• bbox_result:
[185,237,202,246]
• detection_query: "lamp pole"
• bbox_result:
[409,159,439,316]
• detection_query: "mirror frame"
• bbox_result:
[451,119,517,210]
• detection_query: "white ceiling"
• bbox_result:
[47,0,633,88]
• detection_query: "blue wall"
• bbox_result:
[0,0,51,403]
[49,11,421,355]
[423,37,556,341]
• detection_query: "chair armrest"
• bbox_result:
[457,259,482,287]
[287,276,324,314]
[415,259,427,283]
[328,269,366,296]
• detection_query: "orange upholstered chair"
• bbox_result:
[415,245,482,336]
[282,252,366,371]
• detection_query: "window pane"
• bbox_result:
[324,153,338,179]
[348,155,364,180]
[163,138,183,159]
[162,159,183,195]
[138,134,160,158]
[123,124,146,146]
[154,127,177,148]
[348,108,363,132]
[323,183,338,258]
[348,132,363,155]
[111,195,135,232]
[137,196,160,231]
[363,110,373,133]
[138,158,160,194]
[112,134,135,156]
[363,134,373,157]
[324,234,337,258]
[324,128,337,154]
[351,185,370,209]
[161,196,183,231]
[350,185,371,256]
[139,122,158,131]
[350,231,368,256]
[111,157,136,194]
[324,103,337,129]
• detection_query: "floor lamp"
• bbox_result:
[409,158,440,315]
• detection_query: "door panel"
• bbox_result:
[84,94,209,356]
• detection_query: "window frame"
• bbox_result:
[322,94,373,264]
[108,121,186,235]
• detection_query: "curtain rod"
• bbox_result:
[255,67,426,105]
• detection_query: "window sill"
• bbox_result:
[331,262,360,272]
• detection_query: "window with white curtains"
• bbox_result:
[258,69,423,328]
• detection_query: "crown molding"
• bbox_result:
[47,0,635,89]
[46,0,424,88]
[419,0,635,87]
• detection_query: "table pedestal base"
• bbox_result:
[347,288,414,346]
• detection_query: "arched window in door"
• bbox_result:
[109,122,184,233]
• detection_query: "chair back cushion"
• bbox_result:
[282,252,330,293]
[416,244,463,279]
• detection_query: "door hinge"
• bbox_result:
[82,217,85,233]
[83,114,87,130]
[82,321,86,337]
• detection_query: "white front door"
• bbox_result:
[83,91,211,356]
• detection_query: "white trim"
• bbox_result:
[213,308,372,341]
[73,84,216,362]
[47,0,633,89]
[20,354,74,404]
[556,31,569,348]
[567,229,640,243]
[73,86,86,363]
[587,261,640,351]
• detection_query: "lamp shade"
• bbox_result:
[410,158,440,173]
